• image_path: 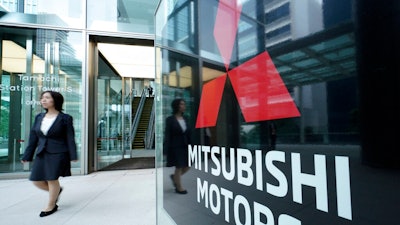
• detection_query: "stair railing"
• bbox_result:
[122,91,133,157]
[145,101,155,149]
[130,89,147,152]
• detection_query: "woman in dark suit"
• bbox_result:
[164,98,191,194]
[21,91,77,217]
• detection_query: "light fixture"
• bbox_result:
[98,43,155,78]
[1,40,65,74]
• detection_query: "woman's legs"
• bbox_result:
[47,180,60,209]
[174,167,190,192]
[33,180,61,211]
[33,181,49,191]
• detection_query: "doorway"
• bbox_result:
[87,36,154,173]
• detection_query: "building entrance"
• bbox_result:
[88,36,155,172]
[96,70,124,170]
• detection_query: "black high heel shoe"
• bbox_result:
[175,189,188,194]
[39,204,58,217]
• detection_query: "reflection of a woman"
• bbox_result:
[164,98,191,194]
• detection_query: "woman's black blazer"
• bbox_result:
[21,112,78,161]
[164,115,192,151]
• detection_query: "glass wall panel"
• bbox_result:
[199,63,231,147]
[156,0,396,224]
[198,0,231,65]
[87,0,159,35]
[0,26,83,173]
[237,15,265,64]
[96,77,123,170]
[199,0,265,67]
[122,77,132,156]
[160,50,196,126]
[240,0,259,20]
[0,0,85,29]
[155,0,197,55]
[155,47,197,224]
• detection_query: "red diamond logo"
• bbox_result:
[228,51,300,122]
[196,0,301,128]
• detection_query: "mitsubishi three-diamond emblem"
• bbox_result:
[196,0,300,128]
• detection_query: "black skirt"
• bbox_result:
[29,150,71,181]
[167,146,188,168]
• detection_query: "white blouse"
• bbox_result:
[41,116,57,135]
[177,118,187,132]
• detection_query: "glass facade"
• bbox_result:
[0,0,158,176]
[155,0,400,225]
[1,0,400,224]
[87,0,159,35]
[265,2,290,24]
[0,26,83,173]
[0,0,85,28]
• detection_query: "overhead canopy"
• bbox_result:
[268,22,355,88]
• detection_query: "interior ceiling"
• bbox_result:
[98,43,155,79]
[1,40,65,75]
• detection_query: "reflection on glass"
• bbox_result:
[96,78,123,170]
[87,0,159,34]
[158,50,196,224]
[0,0,84,28]
[237,16,264,65]
[161,52,195,109]
[199,65,225,146]
[153,0,372,224]
[0,27,83,173]
[157,0,197,54]
[158,50,195,138]
[199,0,233,65]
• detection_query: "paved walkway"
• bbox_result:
[0,168,156,225]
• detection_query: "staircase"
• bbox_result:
[131,97,140,115]
[128,97,141,138]
[132,97,154,149]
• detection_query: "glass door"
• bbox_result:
[90,37,155,171]
[96,74,123,170]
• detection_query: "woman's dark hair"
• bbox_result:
[171,98,184,114]
[41,91,64,112]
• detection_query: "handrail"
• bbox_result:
[145,101,155,149]
[122,91,133,156]
[130,89,147,147]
